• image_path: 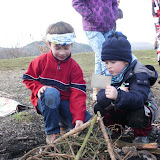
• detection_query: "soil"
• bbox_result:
[0,69,160,160]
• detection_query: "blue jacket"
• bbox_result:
[97,60,158,122]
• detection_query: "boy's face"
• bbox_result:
[104,60,128,76]
[49,43,72,61]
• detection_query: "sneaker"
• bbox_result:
[46,133,60,145]
[133,136,149,144]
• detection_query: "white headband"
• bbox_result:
[46,33,75,45]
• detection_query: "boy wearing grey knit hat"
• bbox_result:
[94,31,158,143]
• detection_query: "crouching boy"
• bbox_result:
[23,21,92,144]
[94,31,158,143]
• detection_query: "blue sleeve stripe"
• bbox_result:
[23,74,70,90]
[22,74,39,80]
[39,78,70,91]
[70,83,86,92]
[23,74,85,92]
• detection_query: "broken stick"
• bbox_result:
[97,111,116,160]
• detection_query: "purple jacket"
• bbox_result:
[72,0,119,32]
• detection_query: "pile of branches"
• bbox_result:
[19,112,159,160]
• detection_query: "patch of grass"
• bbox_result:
[72,52,95,76]
[0,56,36,71]
[133,50,159,71]
[12,112,33,123]
[0,50,159,76]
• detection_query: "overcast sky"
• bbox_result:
[0,0,155,48]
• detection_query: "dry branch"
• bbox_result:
[97,111,116,160]
[115,140,158,150]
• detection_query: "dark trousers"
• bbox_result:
[103,108,152,137]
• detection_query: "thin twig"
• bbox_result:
[66,139,75,156]
[122,151,132,160]
[19,145,50,160]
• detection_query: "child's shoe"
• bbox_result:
[133,136,149,144]
[46,133,60,145]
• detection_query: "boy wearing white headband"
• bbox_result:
[22,21,92,144]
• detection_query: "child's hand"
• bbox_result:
[105,86,118,100]
[75,120,83,128]
[37,86,51,99]
[118,86,129,92]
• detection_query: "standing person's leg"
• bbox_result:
[85,31,110,100]
[155,23,160,66]
[37,87,61,144]
[85,31,108,75]
[154,36,158,49]
[154,23,160,83]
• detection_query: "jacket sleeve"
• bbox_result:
[22,58,44,105]
[69,63,87,125]
[72,0,95,21]
[97,89,112,108]
[113,73,151,110]
[112,0,119,20]
[152,0,160,17]
[152,0,156,17]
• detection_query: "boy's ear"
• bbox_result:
[47,42,51,48]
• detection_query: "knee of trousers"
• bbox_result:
[43,87,60,109]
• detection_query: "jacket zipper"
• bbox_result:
[58,62,61,71]
[55,61,61,79]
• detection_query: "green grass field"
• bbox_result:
[0,50,159,77]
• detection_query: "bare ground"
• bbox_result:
[0,69,160,159]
